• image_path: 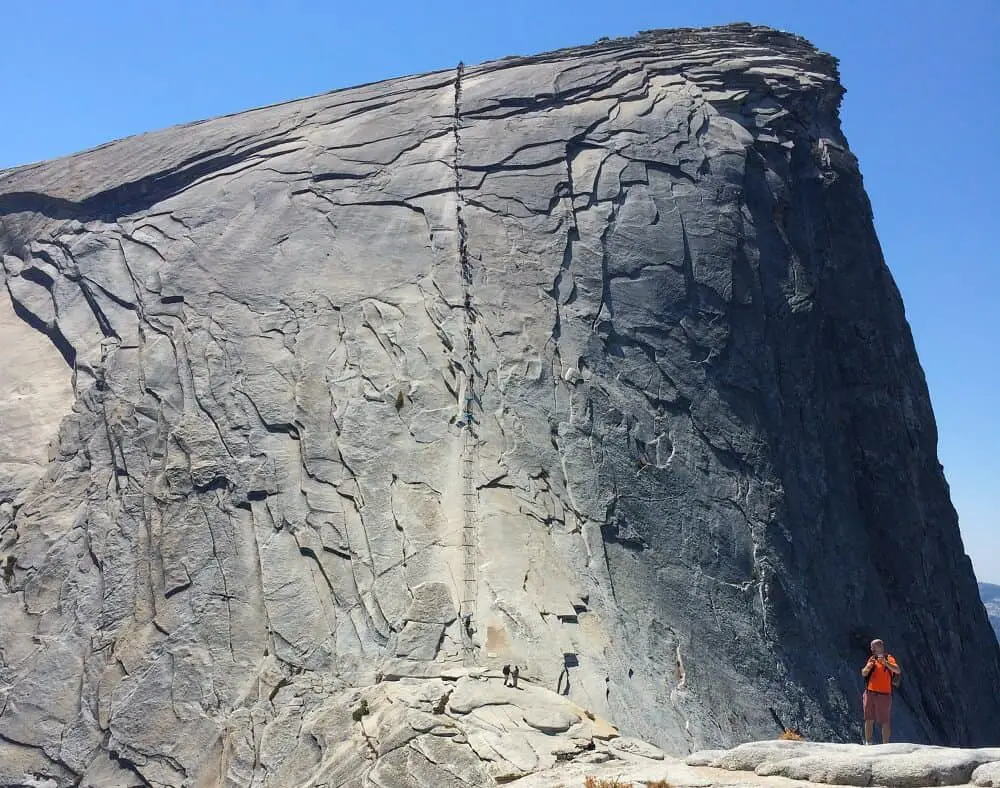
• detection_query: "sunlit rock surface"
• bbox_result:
[1,23,998,787]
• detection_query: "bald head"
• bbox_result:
[871,639,885,655]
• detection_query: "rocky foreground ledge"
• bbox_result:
[522,738,1000,787]
[681,741,1000,788]
[527,741,1000,787]
[4,663,998,786]
[36,672,999,787]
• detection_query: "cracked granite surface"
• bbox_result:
[1,23,998,787]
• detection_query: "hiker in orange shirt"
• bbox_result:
[861,638,901,744]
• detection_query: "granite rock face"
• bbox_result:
[1,23,998,787]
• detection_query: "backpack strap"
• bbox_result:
[888,654,901,688]
[864,655,899,693]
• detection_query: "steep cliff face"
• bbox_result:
[1,23,998,787]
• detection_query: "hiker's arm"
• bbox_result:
[861,659,874,677]
[887,659,901,675]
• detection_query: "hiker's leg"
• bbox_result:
[864,720,874,744]
[881,722,891,743]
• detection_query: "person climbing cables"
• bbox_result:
[861,638,901,744]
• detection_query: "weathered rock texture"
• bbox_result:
[1,23,998,787]
[683,740,1000,788]
[513,739,1000,787]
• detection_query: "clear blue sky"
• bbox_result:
[1,1,997,581]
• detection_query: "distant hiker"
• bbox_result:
[502,664,511,686]
[510,665,520,689]
[861,638,901,744]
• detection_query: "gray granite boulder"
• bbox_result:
[975,760,1000,788]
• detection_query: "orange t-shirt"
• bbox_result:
[865,655,898,694]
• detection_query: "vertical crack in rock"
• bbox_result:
[453,60,480,663]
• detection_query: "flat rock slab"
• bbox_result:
[474,728,540,775]
[448,679,526,714]
[686,748,728,766]
[381,660,472,681]
[974,761,1000,787]
[522,704,580,734]
[404,581,457,624]
[394,620,446,660]
[687,741,1000,788]
[502,743,1000,788]
[446,676,583,716]
[608,735,667,760]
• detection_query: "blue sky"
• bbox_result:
[1,0,997,581]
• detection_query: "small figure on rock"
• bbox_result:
[502,664,511,686]
[351,699,370,723]
[2,555,14,590]
[861,638,901,744]
[510,665,520,689]
[432,689,452,715]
